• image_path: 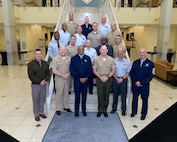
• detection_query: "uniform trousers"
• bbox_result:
[69,76,73,92]
[74,79,88,113]
[55,77,70,111]
[31,84,46,116]
[132,84,149,117]
[96,77,112,112]
[87,73,94,93]
[112,78,127,111]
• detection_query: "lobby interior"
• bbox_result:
[0,0,177,141]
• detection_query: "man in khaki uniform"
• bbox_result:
[113,35,125,58]
[66,35,77,57]
[50,46,72,116]
[93,45,115,118]
[106,22,122,46]
[66,12,79,36]
[87,22,103,48]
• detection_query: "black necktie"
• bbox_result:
[39,61,41,67]
[57,40,60,48]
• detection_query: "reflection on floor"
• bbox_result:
[0,65,177,142]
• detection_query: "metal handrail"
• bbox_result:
[23,38,46,62]
[32,38,46,52]
[100,0,132,113]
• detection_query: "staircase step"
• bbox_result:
[49,89,123,112]
[74,7,100,13]
[73,7,102,25]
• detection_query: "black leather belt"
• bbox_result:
[117,76,123,79]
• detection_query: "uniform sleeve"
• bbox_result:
[87,57,93,78]
[45,62,50,82]
[126,60,132,73]
[92,58,97,69]
[70,57,79,78]
[130,62,137,83]
[48,42,54,60]
[49,57,57,69]
[111,58,116,69]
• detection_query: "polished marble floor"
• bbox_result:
[0,65,177,142]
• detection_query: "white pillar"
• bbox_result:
[157,0,173,60]
[2,0,18,65]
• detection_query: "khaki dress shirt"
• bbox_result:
[66,45,77,57]
[66,21,79,35]
[93,55,115,75]
[50,55,71,78]
[106,30,122,46]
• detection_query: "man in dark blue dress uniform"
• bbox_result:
[81,16,92,38]
[130,48,154,120]
[70,45,92,117]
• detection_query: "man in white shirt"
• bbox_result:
[74,26,86,47]
[84,39,98,94]
[59,23,70,46]
[98,16,111,37]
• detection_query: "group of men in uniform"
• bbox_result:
[28,12,154,121]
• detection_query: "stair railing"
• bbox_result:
[23,38,46,63]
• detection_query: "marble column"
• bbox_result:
[2,0,18,65]
[156,0,173,60]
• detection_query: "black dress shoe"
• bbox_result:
[130,113,136,117]
[64,108,72,112]
[97,112,102,117]
[75,113,79,117]
[69,91,71,94]
[122,111,126,116]
[89,91,93,94]
[103,112,108,117]
[83,112,87,116]
[56,111,61,115]
[110,109,117,114]
[141,116,146,120]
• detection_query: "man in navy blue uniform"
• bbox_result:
[70,45,92,117]
[81,16,92,38]
[130,48,154,120]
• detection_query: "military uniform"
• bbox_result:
[113,43,125,58]
[106,30,122,46]
[66,21,79,36]
[130,58,154,117]
[70,54,92,114]
[66,45,77,57]
[28,59,50,117]
[50,55,71,111]
[93,55,115,113]
[87,31,103,48]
